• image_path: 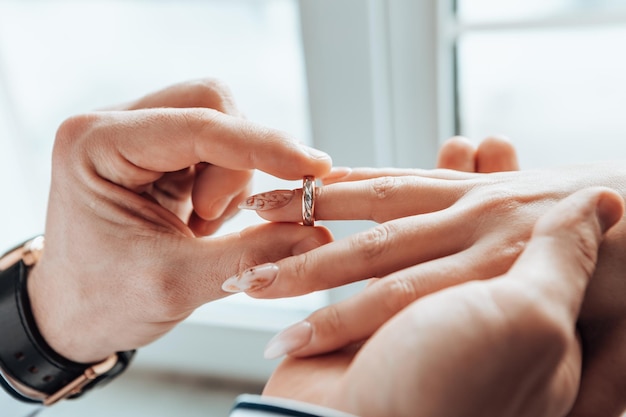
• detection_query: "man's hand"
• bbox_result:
[27,79,334,363]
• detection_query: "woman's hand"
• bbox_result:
[264,188,623,417]
[27,79,333,363]
[234,136,626,415]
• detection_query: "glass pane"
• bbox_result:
[458,0,626,22]
[458,27,626,169]
[0,1,325,310]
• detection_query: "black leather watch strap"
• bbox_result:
[0,259,93,394]
[0,238,135,404]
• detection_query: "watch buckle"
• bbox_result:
[43,354,118,406]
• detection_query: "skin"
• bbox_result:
[242,137,626,415]
[25,79,334,364]
[264,187,624,417]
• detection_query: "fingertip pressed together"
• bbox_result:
[294,144,332,179]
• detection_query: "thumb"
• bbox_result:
[166,222,334,307]
[509,187,624,322]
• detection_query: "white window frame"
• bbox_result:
[455,6,626,32]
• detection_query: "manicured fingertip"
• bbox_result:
[238,190,295,211]
[264,321,312,359]
[221,263,279,293]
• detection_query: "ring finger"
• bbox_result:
[241,175,470,224]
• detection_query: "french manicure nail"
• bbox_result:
[222,263,279,293]
[300,144,331,161]
[264,321,312,359]
[238,190,295,211]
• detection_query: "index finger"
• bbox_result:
[54,108,332,191]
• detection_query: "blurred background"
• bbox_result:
[1,0,625,415]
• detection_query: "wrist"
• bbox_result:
[27,263,112,364]
[0,236,135,405]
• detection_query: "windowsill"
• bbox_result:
[132,297,319,384]
[39,367,261,417]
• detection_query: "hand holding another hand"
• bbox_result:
[264,187,623,417]
[239,136,626,415]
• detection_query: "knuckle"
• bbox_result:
[370,176,398,200]
[240,124,291,167]
[460,186,535,234]
[54,114,95,151]
[368,177,403,222]
[185,108,221,154]
[463,185,513,209]
[188,78,236,113]
[351,223,393,265]
[378,278,420,316]
[291,251,312,285]
[53,113,100,170]
[310,304,347,341]
[482,237,527,274]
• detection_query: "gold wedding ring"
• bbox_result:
[302,176,316,226]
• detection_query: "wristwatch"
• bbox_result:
[0,236,135,406]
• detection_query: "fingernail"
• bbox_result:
[322,167,352,183]
[222,263,279,293]
[264,321,312,359]
[292,237,324,256]
[238,190,295,211]
[300,144,331,161]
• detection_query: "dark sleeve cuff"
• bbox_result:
[229,394,359,417]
